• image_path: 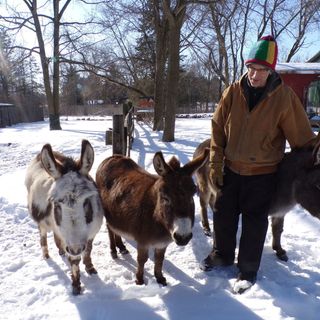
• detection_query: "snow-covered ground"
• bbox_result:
[0,116,319,320]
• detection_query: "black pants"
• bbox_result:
[213,167,276,275]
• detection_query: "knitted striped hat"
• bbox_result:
[245,35,278,70]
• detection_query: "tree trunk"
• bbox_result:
[153,51,166,131]
[29,3,55,128]
[51,0,62,130]
[162,27,180,142]
[153,1,168,131]
[162,0,186,142]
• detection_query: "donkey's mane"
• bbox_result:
[37,151,80,174]
[55,155,80,174]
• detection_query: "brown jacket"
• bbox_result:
[210,72,315,175]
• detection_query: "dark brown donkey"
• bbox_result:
[193,137,320,261]
[96,150,208,285]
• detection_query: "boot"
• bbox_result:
[200,251,234,271]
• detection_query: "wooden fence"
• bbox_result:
[0,103,44,128]
[0,104,20,128]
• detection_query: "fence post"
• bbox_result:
[112,114,125,155]
[104,101,134,156]
[124,101,134,157]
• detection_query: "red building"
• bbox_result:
[276,62,320,112]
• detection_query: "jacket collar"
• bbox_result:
[240,71,282,106]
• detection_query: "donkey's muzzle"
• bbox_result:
[173,232,193,246]
[66,245,86,256]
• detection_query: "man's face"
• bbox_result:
[247,63,271,88]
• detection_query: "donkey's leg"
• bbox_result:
[107,225,118,259]
[154,247,167,286]
[136,245,149,285]
[53,232,65,256]
[199,191,211,236]
[115,234,129,255]
[271,216,288,261]
[39,225,49,259]
[107,225,128,258]
[83,239,97,274]
[206,193,216,237]
[68,256,82,295]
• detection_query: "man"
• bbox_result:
[201,35,315,294]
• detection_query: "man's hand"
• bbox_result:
[209,164,223,187]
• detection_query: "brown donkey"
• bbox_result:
[192,139,217,236]
[193,137,320,261]
[96,150,208,285]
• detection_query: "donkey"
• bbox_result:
[193,139,217,236]
[96,149,209,285]
[193,138,320,261]
[269,138,320,261]
[25,140,104,295]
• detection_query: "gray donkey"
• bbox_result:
[193,137,320,261]
[25,140,103,295]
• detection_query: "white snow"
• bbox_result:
[0,116,320,320]
[276,62,320,74]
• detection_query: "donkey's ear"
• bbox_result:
[41,144,61,179]
[79,140,94,175]
[153,151,171,176]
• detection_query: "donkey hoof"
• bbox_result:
[111,251,118,259]
[156,276,167,286]
[120,248,129,255]
[276,252,288,262]
[72,285,82,295]
[203,228,212,237]
[135,278,145,285]
[86,266,98,275]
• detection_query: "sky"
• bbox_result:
[0,115,320,320]
[0,0,319,62]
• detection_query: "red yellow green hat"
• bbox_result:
[245,35,278,70]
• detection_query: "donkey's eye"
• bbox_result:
[54,203,62,226]
[84,198,93,224]
[181,180,197,195]
[162,195,171,206]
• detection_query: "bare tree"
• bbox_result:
[254,0,320,62]
[0,27,43,115]
[153,0,168,131]
[0,0,103,130]
[162,0,187,142]
[190,0,320,94]
[1,0,319,135]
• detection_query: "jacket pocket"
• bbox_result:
[261,134,275,152]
